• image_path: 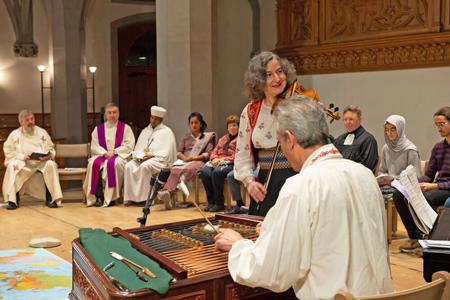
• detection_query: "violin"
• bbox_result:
[274,81,341,123]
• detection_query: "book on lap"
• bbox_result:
[30,152,49,160]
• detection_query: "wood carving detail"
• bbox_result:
[72,263,102,300]
[290,0,314,41]
[276,0,450,73]
[164,290,206,300]
[326,0,433,41]
[225,283,267,299]
[279,39,450,74]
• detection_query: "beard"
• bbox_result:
[23,125,35,135]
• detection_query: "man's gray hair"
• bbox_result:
[243,51,297,100]
[105,102,119,110]
[274,96,329,148]
[18,109,33,123]
[343,105,362,118]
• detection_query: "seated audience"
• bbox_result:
[378,114,421,194]
[333,105,378,173]
[123,106,177,205]
[2,110,63,209]
[84,103,135,207]
[215,97,393,299]
[393,106,450,253]
[200,115,239,212]
[158,112,215,209]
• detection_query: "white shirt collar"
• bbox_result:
[301,144,342,172]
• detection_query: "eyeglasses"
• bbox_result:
[434,122,449,128]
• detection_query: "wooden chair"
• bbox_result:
[55,143,90,202]
[334,271,450,300]
[192,174,248,209]
[224,180,248,209]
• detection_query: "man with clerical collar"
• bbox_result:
[84,102,135,207]
[333,105,378,173]
[2,109,63,210]
[123,106,177,204]
[215,97,393,300]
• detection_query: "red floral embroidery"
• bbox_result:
[311,149,340,164]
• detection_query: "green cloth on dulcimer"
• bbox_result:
[79,228,172,294]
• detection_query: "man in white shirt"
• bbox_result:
[124,106,177,204]
[83,103,135,207]
[215,97,393,300]
[2,110,63,209]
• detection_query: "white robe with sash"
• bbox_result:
[83,122,135,206]
[124,123,177,203]
[2,126,63,205]
[228,144,393,300]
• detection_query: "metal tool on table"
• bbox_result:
[103,262,129,292]
[110,251,156,280]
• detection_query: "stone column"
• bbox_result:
[156,0,217,139]
[46,0,88,143]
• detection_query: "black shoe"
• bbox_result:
[209,205,225,212]
[107,201,116,207]
[203,204,213,212]
[95,197,104,207]
[225,206,243,214]
[6,201,18,210]
[46,201,58,208]
[45,187,52,203]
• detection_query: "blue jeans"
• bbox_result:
[200,164,233,207]
[226,170,243,207]
[444,197,450,208]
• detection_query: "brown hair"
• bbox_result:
[434,106,450,122]
[226,114,239,125]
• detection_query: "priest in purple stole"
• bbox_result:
[83,103,135,207]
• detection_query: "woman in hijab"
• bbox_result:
[379,115,421,186]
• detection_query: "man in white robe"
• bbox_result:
[84,103,135,207]
[124,106,177,204]
[215,97,393,300]
[2,110,63,210]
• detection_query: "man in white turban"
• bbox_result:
[2,110,63,209]
[123,106,177,204]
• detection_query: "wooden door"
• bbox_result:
[118,21,156,133]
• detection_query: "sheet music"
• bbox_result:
[419,239,450,249]
[396,165,438,234]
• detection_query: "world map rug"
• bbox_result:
[0,248,71,300]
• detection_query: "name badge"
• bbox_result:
[343,134,355,145]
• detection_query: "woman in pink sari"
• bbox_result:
[158,112,216,209]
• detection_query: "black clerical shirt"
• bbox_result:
[333,126,378,173]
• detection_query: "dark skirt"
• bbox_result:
[248,167,296,216]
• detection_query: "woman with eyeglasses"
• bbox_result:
[378,115,421,188]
